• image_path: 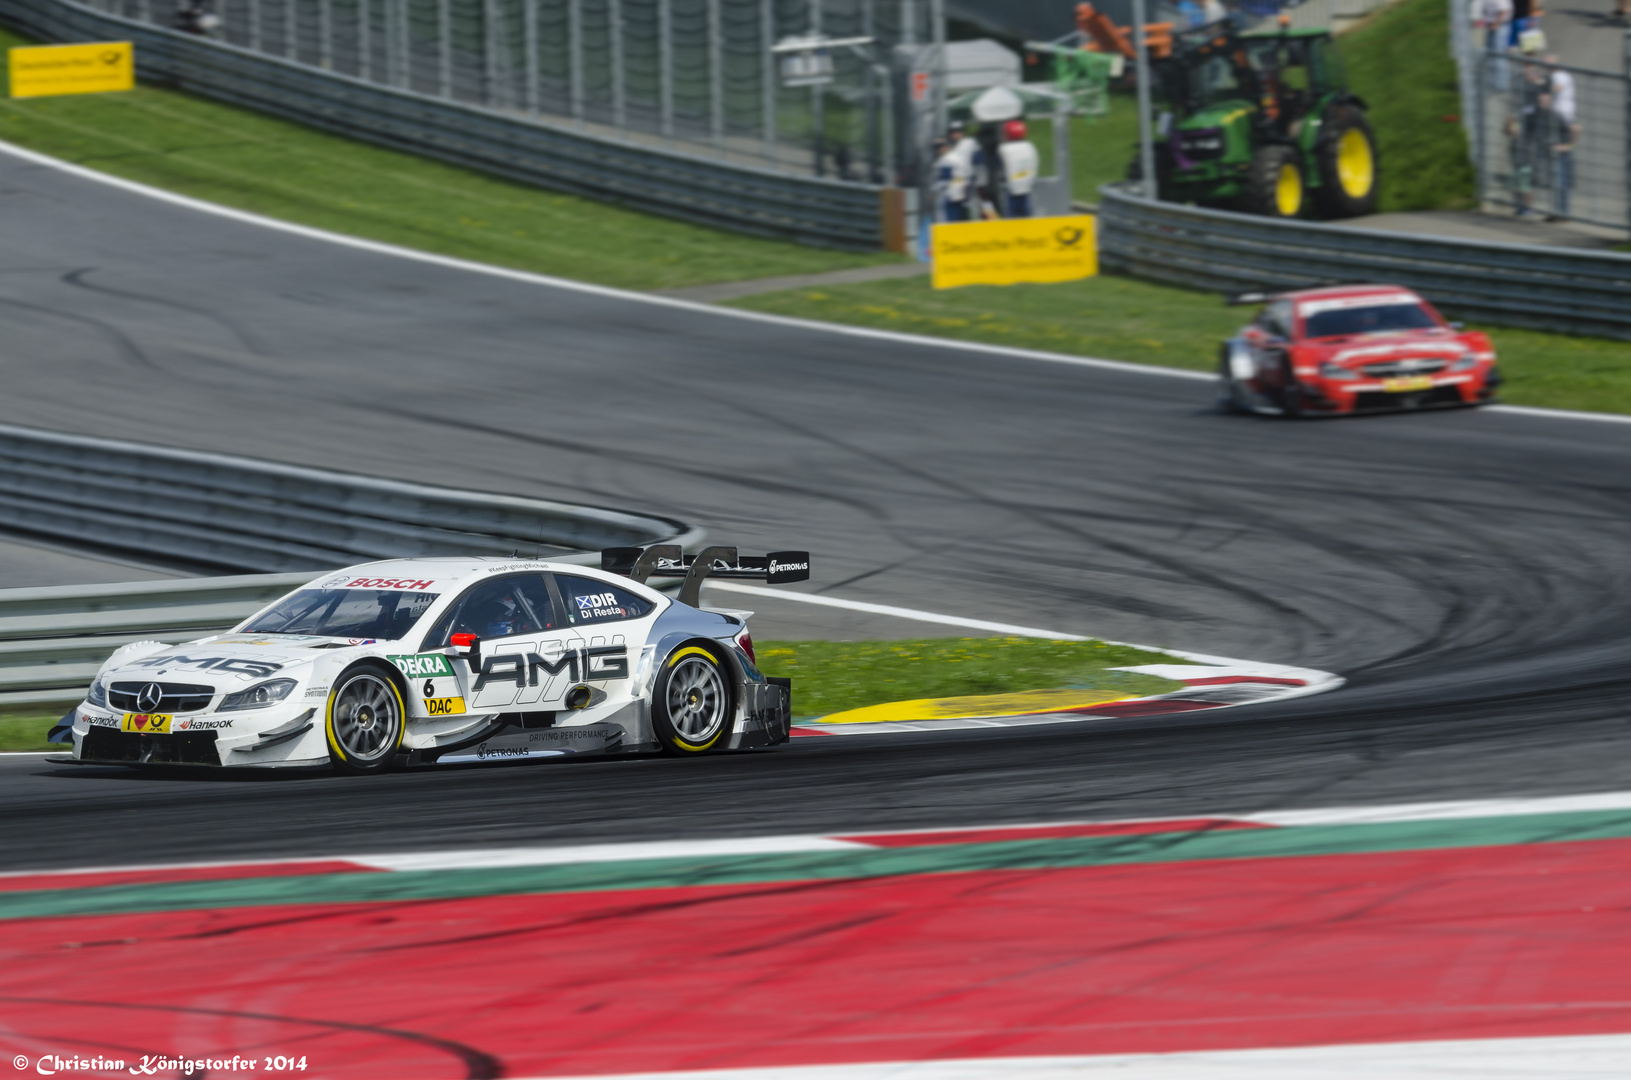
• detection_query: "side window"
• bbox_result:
[422,575,554,647]
[553,574,655,626]
[1260,300,1293,340]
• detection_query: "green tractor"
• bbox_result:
[1137,21,1379,218]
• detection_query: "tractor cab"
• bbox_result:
[1145,22,1377,219]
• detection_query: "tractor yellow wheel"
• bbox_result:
[1336,127,1375,199]
[1276,162,1305,217]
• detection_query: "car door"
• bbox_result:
[424,574,559,715]
[548,573,658,703]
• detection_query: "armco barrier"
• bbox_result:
[0,0,891,251]
[0,423,697,575]
[1096,185,1631,340]
[0,575,314,706]
[0,423,702,706]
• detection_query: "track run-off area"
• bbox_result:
[6,140,1631,1076]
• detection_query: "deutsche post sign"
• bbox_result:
[931,215,1097,290]
[9,41,134,100]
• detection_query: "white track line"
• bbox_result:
[10,788,1631,881]
[518,1035,1631,1079]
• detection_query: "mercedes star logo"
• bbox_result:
[136,683,164,712]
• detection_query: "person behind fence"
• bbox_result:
[998,120,1040,218]
[1512,89,1570,219]
[934,137,972,222]
[1543,56,1579,218]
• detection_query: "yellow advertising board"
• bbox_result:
[931,215,1097,290]
[9,41,134,100]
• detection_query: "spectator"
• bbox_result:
[934,136,972,221]
[174,0,220,34]
[1545,54,1575,125]
[1176,0,1206,27]
[1515,90,1570,218]
[1203,0,1227,21]
[1508,0,1530,47]
[998,120,1040,218]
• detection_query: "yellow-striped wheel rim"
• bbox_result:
[1275,162,1303,217]
[1336,128,1375,198]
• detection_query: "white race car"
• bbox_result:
[61,545,807,773]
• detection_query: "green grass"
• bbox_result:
[1028,97,1143,205]
[0,27,895,290]
[755,637,1182,719]
[0,710,62,752]
[1340,0,1477,211]
[732,273,1631,411]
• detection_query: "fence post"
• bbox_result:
[483,0,499,105]
[285,0,297,58]
[359,0,371,80]
[612,0,627,138]
[438,0,451,97]
[570,0,584,129]
[709,0,724,156]
[1624,28,1631,232]
[761,0,776,164]
[525,0,539,115]
[319,0,332,68]
[810,0,823,175]
[249,0,261,51]
[660,0,674,145]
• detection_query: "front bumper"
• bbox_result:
[72,701,328,767]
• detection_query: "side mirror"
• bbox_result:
[449,632,482,675]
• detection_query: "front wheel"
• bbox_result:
[326,666,405,774]
[653,645,732,754]
[1242,145,1306,218]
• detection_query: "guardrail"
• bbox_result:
[1096,185,1631,341]
[0,0,894,251]
[0,424,700,706]
[0,575,314,707]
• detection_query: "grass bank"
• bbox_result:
[755,638,1180,720]
[0,27,892,291]
[0,711,60,753]
[1340,0,1477,212]
[0,639,1181,748]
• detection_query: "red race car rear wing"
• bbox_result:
[601,545,810,607]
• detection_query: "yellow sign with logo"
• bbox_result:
[931,215,1097,290]
[9,41,134,100]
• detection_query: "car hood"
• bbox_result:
[103,635,371,686]
[1310,333,1471,367]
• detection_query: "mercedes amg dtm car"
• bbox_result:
[60,544,807,773]
[1219,285,1501,417]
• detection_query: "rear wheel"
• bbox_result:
[1243,145,1305,218]
[653,645,732,754]
[1280,360,1305,418]
[1218,344,1250,413]
[1315,106,1379,218]
[326,666,405,774]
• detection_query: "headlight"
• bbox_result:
[86,677,108,707]
[1450,353,1478,371]
[1318,362,1359,380]
[219,678,298,711]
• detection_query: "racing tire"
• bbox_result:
[1314,105,1379,219]
[1217,346,1247,414]
[325,664,406,775]
[652,644,733,755]
[1242,145,1306,219]
[1280,360,1305,419]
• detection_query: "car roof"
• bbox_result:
[1276,285,1425,305]
[303,558,631,595]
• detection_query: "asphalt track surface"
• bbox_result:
[5,149,1631,874]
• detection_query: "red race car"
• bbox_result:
[1218,285,1501,417]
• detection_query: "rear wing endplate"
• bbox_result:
[601,545,810,608]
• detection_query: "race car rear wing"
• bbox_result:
[601,545,810,607]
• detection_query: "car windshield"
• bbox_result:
[242,589,440,641]
[1304,303,1438,338]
